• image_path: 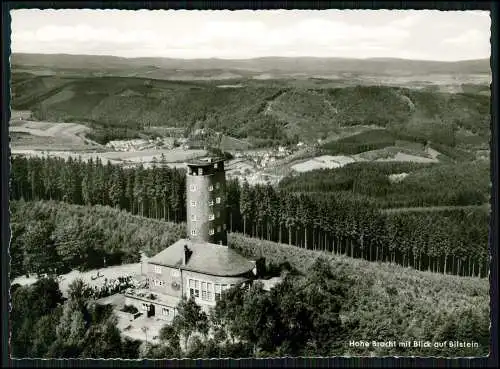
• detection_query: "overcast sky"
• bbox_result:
[10,9,491,61]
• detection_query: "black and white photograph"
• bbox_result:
[6,7,493,360]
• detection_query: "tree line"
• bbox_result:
[10,156,490,277]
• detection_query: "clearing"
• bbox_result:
[9,118,102,151]
[11,262,144,297]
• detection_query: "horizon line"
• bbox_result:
[10,51,490,63]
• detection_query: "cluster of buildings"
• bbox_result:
[105,137,175,152]
[97,157,268,326]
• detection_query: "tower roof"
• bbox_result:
[148,239,254,277]
[186,156,225,167]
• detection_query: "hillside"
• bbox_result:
[10,73,491,145]
[9,200,490,357]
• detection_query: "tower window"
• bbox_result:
[191,229,197,236]
[216,197,221,204]
[209,228,215,235]
[190,184,197,192]
[191,214,197,221]
[209,214,215,221]
[208,185,214,192]
[191,201,197,207]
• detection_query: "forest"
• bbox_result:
[10,155,490,278]
[279,161,490,208]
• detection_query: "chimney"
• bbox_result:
[183,245,192,265]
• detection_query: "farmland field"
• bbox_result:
[291,155,358,172]
[10,118,101,151]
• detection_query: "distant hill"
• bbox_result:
[11,53,491,78]
[10,73,491,146]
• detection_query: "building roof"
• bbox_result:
[186,157,225,167]
[148,238,255,277]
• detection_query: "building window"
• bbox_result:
[222,284,228,291]
[154,266,162,274]
[209,228,215,235]
[189,279,200,298]
[216,211,220,218]
[162,307,170,316]
[191,200,197,207]
[194,280,200,297]
[191,229,197,236]
[198,168,203,176]
[142,303,149,311]
[209,214,215,221]
[223,224,227,230]
[189,279,194,297]
[214,163,218,169]
[217,225,221,233]
[209,185,214,192]
[190,184,197,192]
[201,282,208,300]
[216,182,220,189]
[207,282,213,300]
[216,197,221,204]
[191,214,197,221]
[219,241,223,245]
[215,284,221,301]
[209,200,214,206]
